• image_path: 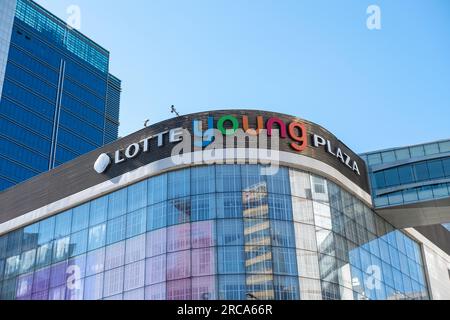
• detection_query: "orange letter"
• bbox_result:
[242,115,264,136]
[289,122,307,152]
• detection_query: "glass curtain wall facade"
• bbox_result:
[0,0,121,192]
[0,165,429,300]
[361,140,450,208]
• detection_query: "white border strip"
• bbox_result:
[0,149,372,235]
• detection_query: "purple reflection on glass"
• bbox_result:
[192,247,215,276]
[16,273,33,299]
[145,255,166,286]
[65,279,84,300]
[50,261,68,288]
[146,228,167,258]
[145,283,166,300]
[192,221,215,248]
[68,254,86,279]
[31,290,49,300]
[167,250,191,280]
[86,248,105,276]
[167,224,190,252]
[32,267,50,293]
[167,279,191,300]
[192,276,217,300]
[49,285,66,300]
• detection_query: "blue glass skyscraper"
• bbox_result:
[0,0,121,192]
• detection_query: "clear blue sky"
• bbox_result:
[36,0,450,153]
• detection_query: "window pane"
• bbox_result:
[88,223,106,251]
[395,148,410,161]
[145,255,166,285]
[443,158,450,177]
[217,219,244,246]
[266,167,290,195]
[69,229,87,257]
[398,166,414,184]
[167,224,191,252]
[147,202,167,231]
[167,197,191,226]
[167,250,191,280]
[192,276,217,300]
[124,260,145,291]
[89,196,108,226]
[427,160,444,179]
[125,234,146,264]
[128,180,147,212]
[86,248,105,276]
[414,163,429,181]
[218,275,246,300]
[192,220,215,248]
[146,228,167,258]
[192,247,215,276]
[409,146,424,157]
[384,168,399,187]
[374,172,386,188]
[22,223,39,252]
[38,217,55,245]
[271,220,295,247]
[53,236,70,262]
[272,247,297,276]
[191,166,215,195]
[105,241,125,271]
[168,168,190,199]
[126,208,146,238]
[147,174,167,205]
[72,203,89,233]
[269,194,293,221]
[274,276,299,300]
[108,189,127,219]
[84,273,103,300]
[55,210,72,238]
[218,246,245,274]
[216,193,242,218]
[216,165,241,192]
[106,215,126,245]
[104,267,124,297]
[191,194,216,221]
[381,151,396,163]
[289,169,312,199]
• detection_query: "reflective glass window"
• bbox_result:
[126,208,146,238]
[72,203,89,233]
[147,174,167,205]
[106,215,126,245]
[89,196,107,226]
[54,210,72,238]
[191,166,215,195]
[398,166,414,184]
[427,160,444,179]
[414,163,429,181]
[128,180,147,212]
[147,202,167,231]
[108,189,127,219]
[168,169,190,199]
[384,168,399,187]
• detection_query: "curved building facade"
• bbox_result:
[0,110,440,300]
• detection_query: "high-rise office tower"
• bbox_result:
[0,0,121,192]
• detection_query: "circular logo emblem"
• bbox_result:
[94,153,111,174]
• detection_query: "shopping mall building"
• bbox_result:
[0,110,449,300]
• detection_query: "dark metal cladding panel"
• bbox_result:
[0,110,370,225]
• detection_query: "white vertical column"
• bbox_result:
[0,0,17,100]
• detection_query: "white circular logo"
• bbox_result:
[94,153,111,174]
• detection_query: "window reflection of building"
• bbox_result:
[242,181,274,300]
